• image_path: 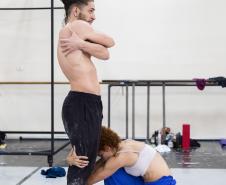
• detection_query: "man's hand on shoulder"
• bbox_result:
[60,33,84,56]
[59,20,114,60]
[70,20,115,48]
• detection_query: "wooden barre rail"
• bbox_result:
[0,82,107,85]
[0,82,69,85]
[0,80,219,86]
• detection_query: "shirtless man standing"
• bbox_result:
[57,0,115,184]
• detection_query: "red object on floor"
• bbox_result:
[182,124,190,149]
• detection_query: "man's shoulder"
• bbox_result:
[70,20,93,36]
[59,20,92,38]
[59,26,70,38]
[70,20,91,29]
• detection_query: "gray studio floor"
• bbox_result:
[0,140,226,185]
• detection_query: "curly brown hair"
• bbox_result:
[99,126,121,151]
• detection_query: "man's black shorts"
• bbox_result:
[62,91,103,185]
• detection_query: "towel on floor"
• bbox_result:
[41,166,66,178]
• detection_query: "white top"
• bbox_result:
[118,144,156,176]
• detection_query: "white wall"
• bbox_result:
[94,0,226,80]
[0,0,226,139]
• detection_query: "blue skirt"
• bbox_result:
[104,168,176,185]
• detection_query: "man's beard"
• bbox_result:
[78,12,88,22]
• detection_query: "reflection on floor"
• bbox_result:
[0,140,226,184]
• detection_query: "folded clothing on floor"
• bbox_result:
[41,166,66,178]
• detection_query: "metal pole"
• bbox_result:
[126,85,129,139]
[162,82,166,128]
[147,82,150,139]
[108,85,111,128]
[50,0,54,167]
[132,82,135,139]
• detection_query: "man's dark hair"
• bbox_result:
[61,0,94,24]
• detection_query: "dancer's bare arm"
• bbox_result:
[79,21,115,48]
[87,155,131,185]
[59,29,110,60]
[60,20,114,57]
[68,20,114,48]
[92,158,106,173]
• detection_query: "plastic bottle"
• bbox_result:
[157,131,161,145]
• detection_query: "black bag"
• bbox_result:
[190,139,201,148]
[173,132,182,149]
[0,131,6,144]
